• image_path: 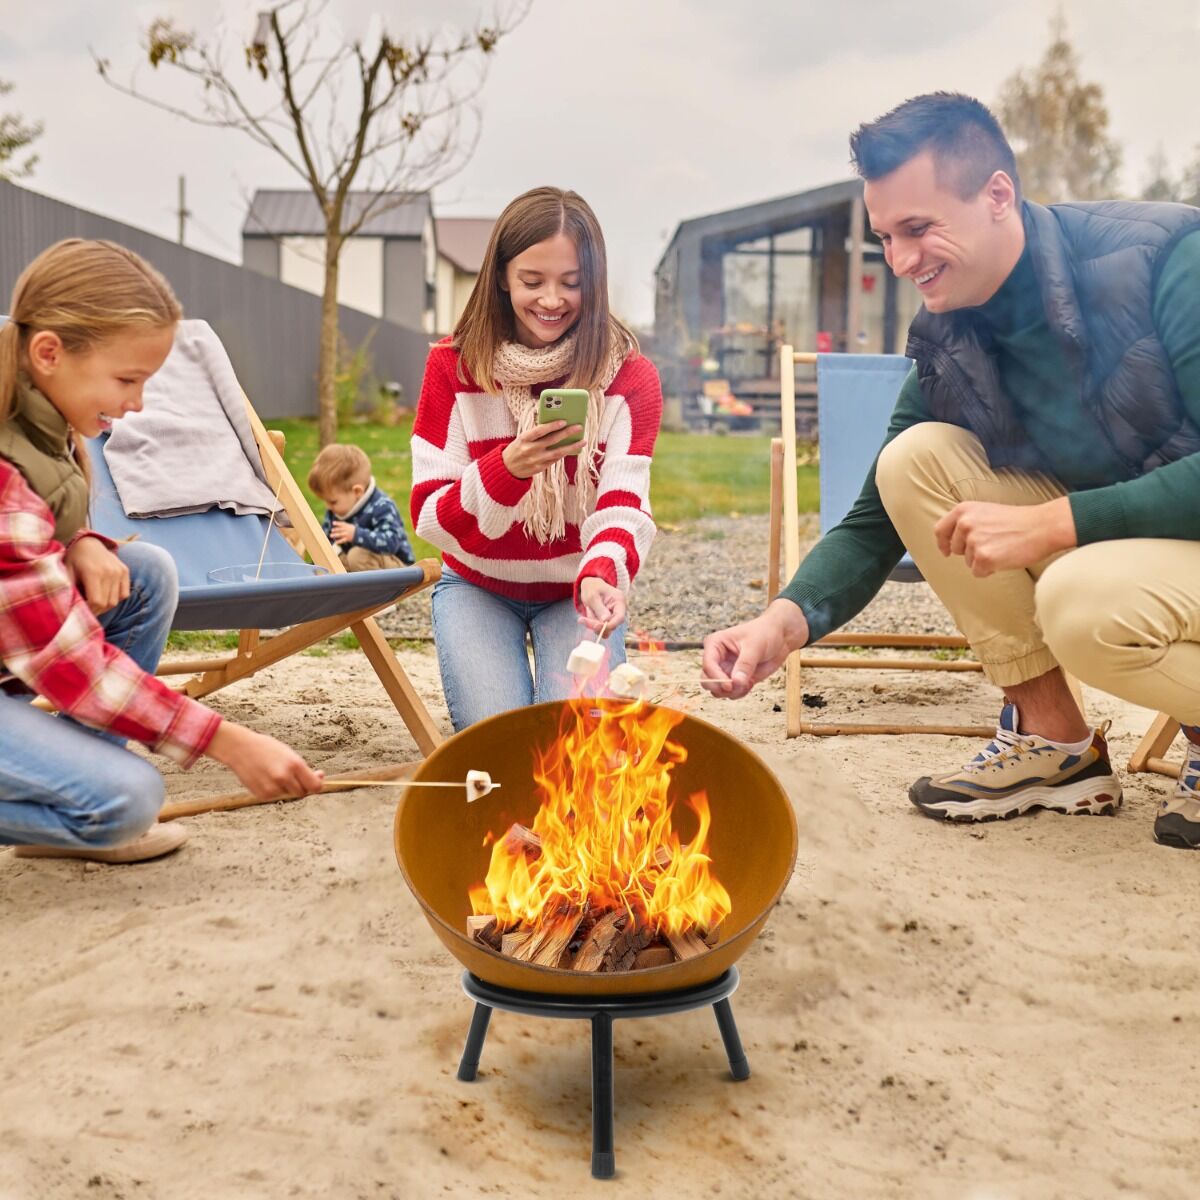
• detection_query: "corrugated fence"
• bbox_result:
[0,179,433,418]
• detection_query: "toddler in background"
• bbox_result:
[307,443,414,571]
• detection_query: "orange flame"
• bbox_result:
[469,699,730,936]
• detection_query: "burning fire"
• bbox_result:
[469,699,730,938]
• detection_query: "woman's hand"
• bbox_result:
[578,577,626,634]
[502,421,584,479]
[205,722,325,800]
[65,536,130,614]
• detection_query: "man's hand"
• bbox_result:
[934,496,1077,577]
[502,421,584,479]
[65,536,130,614]
[205,722,325,800]
[330,520,356,546]
[578,577,626,633]
[701,599,810,699]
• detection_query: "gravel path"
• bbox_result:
[376,514,959,644]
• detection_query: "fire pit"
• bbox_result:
[394,699,796,1177]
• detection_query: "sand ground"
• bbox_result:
[1,644,1196,1200]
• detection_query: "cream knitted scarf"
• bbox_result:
[492,331,629,543]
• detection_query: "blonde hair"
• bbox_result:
[1,239,182,479]
[452,186,637,389]
[308,443,371,496]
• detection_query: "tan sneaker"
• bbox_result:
[12,822,188,864]
[909,703,1122,823]
[1153,726,1200,850]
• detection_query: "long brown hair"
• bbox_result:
[0,239,181,479]
[452,186,637,389]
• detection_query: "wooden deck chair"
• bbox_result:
[769,346,1084,739]
[1128,715,1186,780]
[83,382,443,759]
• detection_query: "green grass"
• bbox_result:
[268,416,819,558]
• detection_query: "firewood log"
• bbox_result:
[665,929,710,960]
[466,915,502,951]
[502,824,542,858]
[501,930,535,958]
[511,912,584,968]
[572,912,627,972]
[632,944,674,970]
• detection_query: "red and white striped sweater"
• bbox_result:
[411,341,662,605]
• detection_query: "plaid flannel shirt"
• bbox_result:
[0,461,221,766]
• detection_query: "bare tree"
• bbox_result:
[1140,144,1178,203]
[996,14,1121,204]
[0,79,42,181]
[97,1,528,445]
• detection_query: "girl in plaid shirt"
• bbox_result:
[0,240,323,864]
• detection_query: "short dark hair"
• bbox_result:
[850,92,1020,200]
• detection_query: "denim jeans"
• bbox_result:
[431,565,627,731]
[0,541,179,848]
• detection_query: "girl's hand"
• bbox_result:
[578,577,626,634]
[65,537,130,614]
[205,722,325,800]
[502,422,584,479]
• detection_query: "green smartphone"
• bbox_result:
[537,388,589,453]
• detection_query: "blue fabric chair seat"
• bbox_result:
[816,353,921,583]
[88,434,423,630]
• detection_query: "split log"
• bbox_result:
[509,912,584,968]
[501,824,542,859]
[665,929,710,961]
[703,926,721,948]
[573,911,653,973]
[466,915,502,952]
[632,944,674,970]
[501,930,534,958]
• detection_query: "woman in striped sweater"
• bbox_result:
[411,187,662,730]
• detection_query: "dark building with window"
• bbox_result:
[654,179,921,417]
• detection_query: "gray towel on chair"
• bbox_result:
[103,319,282,519]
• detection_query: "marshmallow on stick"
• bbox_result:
[567,639,606,679]
[607,662,648,699]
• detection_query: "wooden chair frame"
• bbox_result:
[154,399,443,757]
[1127,714,1185,780]
[772,345,1025,740]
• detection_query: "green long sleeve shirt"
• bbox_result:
[781,230,1200,643]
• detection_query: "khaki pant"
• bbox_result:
[874,422,1200,725]
[343,546,406,573]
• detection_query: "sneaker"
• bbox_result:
[12,822,188,864]
[909,703,1123,823]
[1153,725,1200,850]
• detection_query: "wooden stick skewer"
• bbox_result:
[318,779,500,792]
[253,474,286,581]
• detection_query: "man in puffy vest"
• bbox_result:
[702,92,1200,850]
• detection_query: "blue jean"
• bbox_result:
[431,565,626,731]
[0,541,179,848]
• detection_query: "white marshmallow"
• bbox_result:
[466,770,493,802]
[608,663,648,699]
[567,640,606,678]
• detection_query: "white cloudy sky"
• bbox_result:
[1,0,1197,325]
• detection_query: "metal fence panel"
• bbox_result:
[0,180,434,418]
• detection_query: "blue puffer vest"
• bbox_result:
[905,199,1200,475]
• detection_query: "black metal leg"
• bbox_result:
[456,1002,493,1082]
[590,1013,616,1179]
[712,998,750,1081]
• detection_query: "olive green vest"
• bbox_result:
[0,376,90,544]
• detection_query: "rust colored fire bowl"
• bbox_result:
[393,699,798,997]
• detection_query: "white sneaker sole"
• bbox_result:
[912,773,1123,822]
